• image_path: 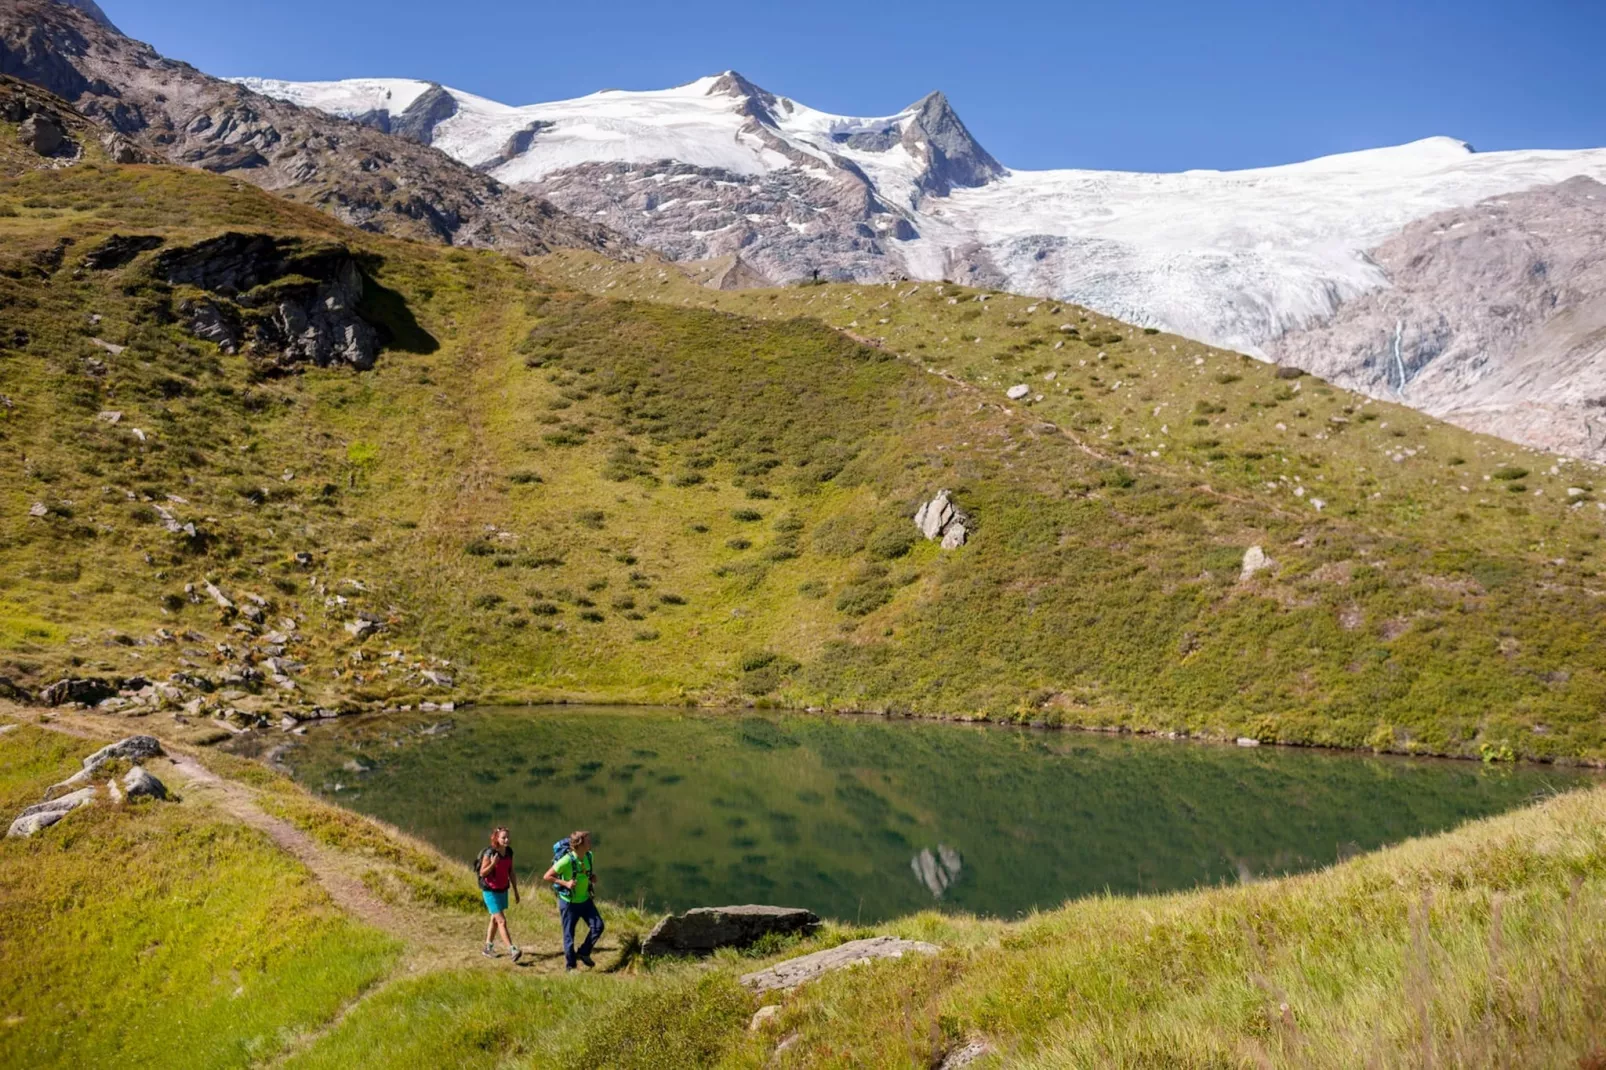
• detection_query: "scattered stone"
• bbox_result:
[748,1005,781,1031]
[0,724,18,737]
[28,502,47,518]
[8,786,96,838]
[1239,545,1273,582]
[122,765,167,800]
[1236,737,1262,748]
[739,935,939,993]
[643,905,821,958]
[1005,384,1030,400]
[344,618,376,640]
[203,580,235,611]
[420,670,454,688]
[97,410,123,424]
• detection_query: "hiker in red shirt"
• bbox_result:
[477,825,521,961]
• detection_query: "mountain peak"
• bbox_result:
[900,88,1002,196]
[52,0,117,32]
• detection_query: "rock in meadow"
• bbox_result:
[739,935,939,993]
[122,765,167,800]
[8,786,96,838]
[642,905,821,957]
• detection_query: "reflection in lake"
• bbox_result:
[281,706,1592,923]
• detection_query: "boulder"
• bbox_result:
[19,113,66,155]
[739,935,939,993]
[1239,545,1273,582]
[642,905,821,958]
[8,786,96,838]
[49,735,164,796]
[1006,384,1030,400]
[39,677,117,707]
[122,765,167,800]
[940,523,968,549]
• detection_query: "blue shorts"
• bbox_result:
[482,888,509,915]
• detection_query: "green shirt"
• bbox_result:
[554,850,593,903]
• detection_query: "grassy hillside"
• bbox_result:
[5,706,1605,1069]
[3,97,1606,760]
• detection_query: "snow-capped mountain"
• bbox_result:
[233,72,1606,349]
[235,70,1606,458]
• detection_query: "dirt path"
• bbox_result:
[4,705,624,1061]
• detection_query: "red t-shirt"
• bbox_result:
[479,847,513,891]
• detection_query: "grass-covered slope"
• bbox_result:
[3,100,1606,759]
[0,723,400,1067]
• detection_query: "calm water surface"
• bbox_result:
[281,706,1592,923]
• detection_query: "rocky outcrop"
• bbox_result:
[39,676,117,706]
[1268,176,1606,462]
[82,233,163,270]
[390,83,458,145]
[914,490,970,548]
[642,905,821,957]
[0,0,627,256]
[48,734,162,796]
[156,233,380,371]
[738,935,939,993]
[8,785,95,837]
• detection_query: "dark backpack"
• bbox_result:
[475,846,510,891]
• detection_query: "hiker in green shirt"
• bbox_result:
[542,829,604,970]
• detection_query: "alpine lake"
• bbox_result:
[278,706,1595,924]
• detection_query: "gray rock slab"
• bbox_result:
[739,935,939,993]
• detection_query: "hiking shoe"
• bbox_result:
[482,943,496,958]
[509,945,522,963]
[578,954,595,968]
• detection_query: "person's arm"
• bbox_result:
[478,851,495,879]
[510,864,520,904]
[542,861,574,891]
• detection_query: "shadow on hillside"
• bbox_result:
[356,258,439,356]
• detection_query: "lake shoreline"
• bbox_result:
[446,692,1606,773]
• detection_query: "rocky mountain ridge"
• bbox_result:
[237,67,1606,462]
[0,0,627,256]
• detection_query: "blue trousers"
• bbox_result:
[559,898,604,967]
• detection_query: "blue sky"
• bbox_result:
[101,0,1602,173]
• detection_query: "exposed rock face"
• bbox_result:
[1268,177,1606,462]
[914,490,969,548]
[47,735,164,796]
[900,91,1003,198]
[156,233,380,371]
[0,0,627,256]
[8,785,95,837]
[642,905,821,957]
[82,232,163,270]
[738,935,939,992]
[911,844,963,898]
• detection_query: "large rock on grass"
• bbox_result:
[122,765,167,800]
[642,905,821,957]
[8,785,96,837]
[739,935,939,992]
